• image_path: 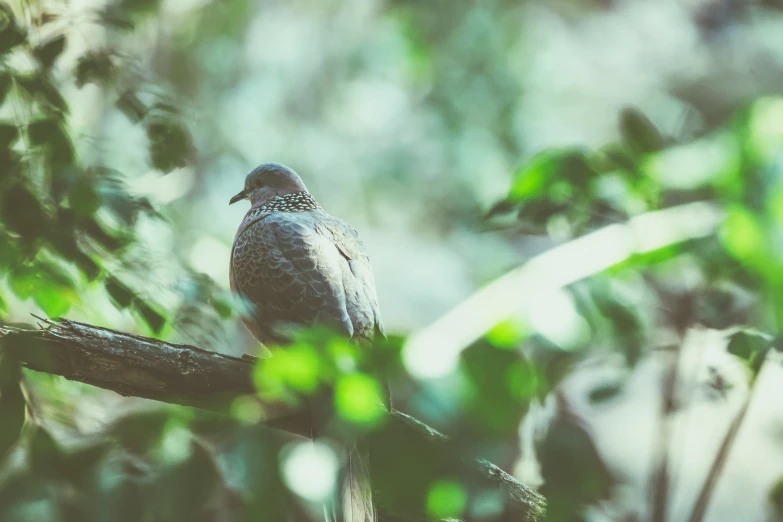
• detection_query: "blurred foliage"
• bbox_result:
[2,0,783,520]
[539,419,613,522]
[0,350,23,462]
[0,0,197,334]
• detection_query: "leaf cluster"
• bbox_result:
[0,2,193,332]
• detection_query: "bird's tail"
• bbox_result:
[326,443,377,522]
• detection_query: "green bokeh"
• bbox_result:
[426,479,467,520]
[334,373,385,425]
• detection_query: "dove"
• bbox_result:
[229,162,384,522]
[229,163,384,346]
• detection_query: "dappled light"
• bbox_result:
[281,441,339,503]
[1,0,783,521]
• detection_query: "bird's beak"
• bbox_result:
[229,190,247,205]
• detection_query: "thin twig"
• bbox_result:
[684,351,768,522]
[648,346,681,522]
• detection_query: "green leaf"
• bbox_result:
[254,343,322,398]
[39,78,67,112]
[461,342,535,434]
[67,175,101,218]
[94,169,149,225]
[210,297,233,319]
[152,439,220,521]
[105,276,134,308]
[0,472,49,521]
[0,352,25,462]
[0,152,18,179]
[39,258,77,288]
[560,151,596,187]
[73,253,100,280]
[771,477,783,516]
[99,7,135,30]
[0,351,21,391]
[27,117,74,165]
[588,383,622,403]
[427,480,466,520]
[32,286,70,317]
[540,421,613,507]
[28,117,65,145]
[9,259,76,316]
[64,441,112,485]
[38,265,75,315]
[33,284,73,317]
[133,298,166,334]
[31,12,59,27]
[119,0,162,15]
[486,318,527,348]
[224,426,292,519]
[47,219,101,280]
[484,199,518,220]
[116,90,147,122]
[15,74,68,113]
[0,122,17,148]
[92,476,147,522]
[0,5,26,55]
[620,107,664,156]
[508,151,559,202]
[0,233,22,269]
[593,143,638,173]
[33,34,66,69]
[517,198,567,226]
[145,114,193,172]
[727,330,770,376]
[509,148,593,203]
[28,426,66,478]
[8,266,37,299]
[0,71,11,104]
[84,218,129,251]
[112,410,170,454]
[2,184,48,239]
[74,50,115,87]
[334,373,385,425]
[721,206,766,265]
[369,415,450,516]
[695,284,755,330]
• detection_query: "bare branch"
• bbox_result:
[1,318,266,413]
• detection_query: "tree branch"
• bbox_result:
[0,318,546,521]
[2,318,263,412]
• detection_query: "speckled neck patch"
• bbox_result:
[246,192,321,220]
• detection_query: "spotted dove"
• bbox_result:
[229,162,383,522]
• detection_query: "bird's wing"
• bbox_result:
[231,213,354,341]
[317,216,385,340]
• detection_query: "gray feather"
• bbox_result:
[230,194,383,346]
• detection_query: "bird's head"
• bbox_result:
[229,163,309,207]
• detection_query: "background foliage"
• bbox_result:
[2,0,783,521]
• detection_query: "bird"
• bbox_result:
[229,162,384,522]
[229,163,384,347]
